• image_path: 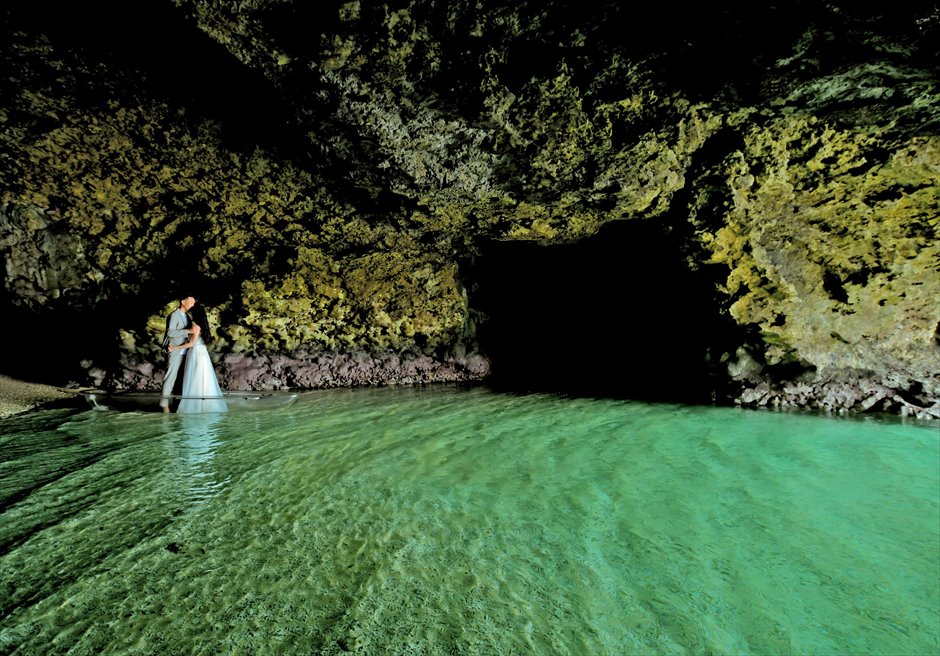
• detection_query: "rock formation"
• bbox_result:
[1,1,937,415]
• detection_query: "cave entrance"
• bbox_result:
[469,218,729,404]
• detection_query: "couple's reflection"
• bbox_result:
[176,412,228,504]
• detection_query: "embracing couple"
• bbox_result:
[161,295,227,413]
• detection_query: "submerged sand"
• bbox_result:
[0,374,78,418]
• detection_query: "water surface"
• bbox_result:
[1,385,938,655]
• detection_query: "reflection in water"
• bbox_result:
[177,413,227,504]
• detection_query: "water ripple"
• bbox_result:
[1,386,937,655]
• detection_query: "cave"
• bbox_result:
[0,0,936,414]
[470,218,733,404]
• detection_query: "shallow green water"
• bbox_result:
[1,385,938,655]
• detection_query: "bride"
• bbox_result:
[168,305,227,413]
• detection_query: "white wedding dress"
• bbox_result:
[176,337,227,413]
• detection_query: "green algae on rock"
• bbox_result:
[689,117,939,412]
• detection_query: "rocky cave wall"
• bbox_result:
[0,0,937,414]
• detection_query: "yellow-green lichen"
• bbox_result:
[226,247,469,355]
[698,116,939,381]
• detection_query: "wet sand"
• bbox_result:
[0,374,78,418]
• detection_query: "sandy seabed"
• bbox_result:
[0,374,77,418]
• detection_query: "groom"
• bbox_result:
[160,295,200,413]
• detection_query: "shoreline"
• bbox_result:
[2,371,937,422]
[0,374,80,419]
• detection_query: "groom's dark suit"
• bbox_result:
[160,308,192,409]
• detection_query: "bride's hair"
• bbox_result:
[191,305,213,342]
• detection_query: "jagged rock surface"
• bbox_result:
[1,1,937,414]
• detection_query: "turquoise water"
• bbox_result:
[1,385,938,655]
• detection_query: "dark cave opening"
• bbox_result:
[470,219,735,404]
[0,299,113,387]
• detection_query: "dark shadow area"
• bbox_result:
[3,0,308,159]
[469,219,737,404]
[0,246,229,388]
[0,299,115,387]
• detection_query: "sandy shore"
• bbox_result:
[0,374,80,419]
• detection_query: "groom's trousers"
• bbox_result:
[160,350,187,408]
